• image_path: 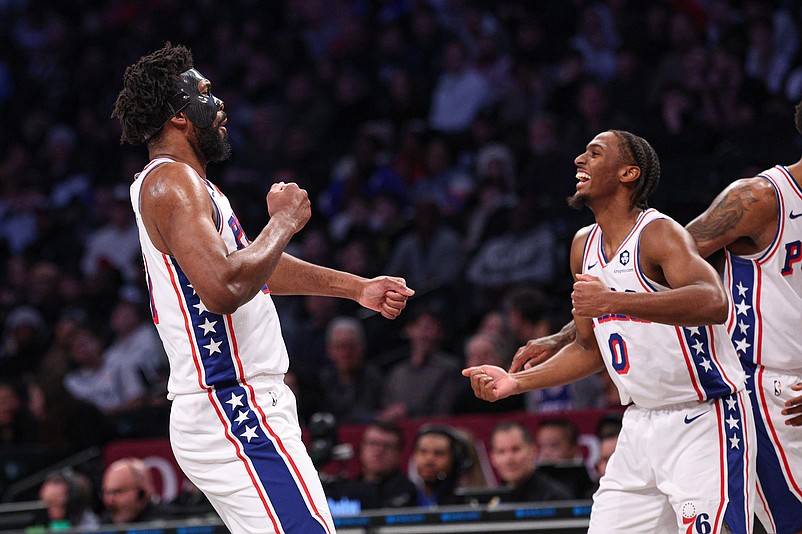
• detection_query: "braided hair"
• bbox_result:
[609,130,661,209]
[111,43,194,145]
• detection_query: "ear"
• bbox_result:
[620,165,641,184]
[166,112,190,132]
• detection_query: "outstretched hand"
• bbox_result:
[783,382,802,427]
[461,365,518,402]
[358,276,414,319]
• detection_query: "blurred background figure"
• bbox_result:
[534,419,595,499]
[316,316,383,424]
[410,425,474,507]
[452,331,524,414]
[379,305,461,421]
[37,469,99,529]
[325,420,417,510]
[488,420,572,503]
[100,457,169,525]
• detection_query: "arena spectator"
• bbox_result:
[535,419,595,499]
[379,305,461,420]
[325,420,417,510]
[316,317,383,424]
[37,469,100,529]
[100,458,170,525]
[489,420,573,503]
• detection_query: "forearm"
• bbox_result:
[268,253,365,299]
[218,214,298,307]
[604,283,727,326]
[513,341,604,392]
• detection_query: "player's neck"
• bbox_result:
[595,206,643,256]
[148,144,206,178]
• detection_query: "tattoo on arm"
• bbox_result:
[689,189,759,241]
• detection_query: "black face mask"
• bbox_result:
[144,68,224,140]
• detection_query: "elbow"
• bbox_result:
[198,284,247,316]
[705,291,729,325]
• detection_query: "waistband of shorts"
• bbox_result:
[168,373,285,398]
[630,397,716,415]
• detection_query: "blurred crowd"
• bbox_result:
[1,0,802,524]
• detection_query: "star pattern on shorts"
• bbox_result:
[204,338,222,356]
[735,299,751,316]
[700,358,712,372]
[737,320,750,335]
[686,327,701,337]
[241,425,259,443]
[735,282,748,298]
[692,339,705,355]
[199,318,217,335]
[725,397,738,411]
[725,415,740,430]
[234,409,250,424]
[226,393,244,409]
[734,337,751,355]
[193,300,209,315]
[729,435,740,449]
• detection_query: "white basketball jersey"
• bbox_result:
[130,158,289,397]
[724,165,802,374]
[583,209,745,409]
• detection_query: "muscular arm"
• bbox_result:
[268,253,414,319]
[572,219,729,325]
[141,163,311,314]
[686,177,778,258]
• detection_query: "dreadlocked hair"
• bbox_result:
[111,42,194,145]
[610,130,660,209]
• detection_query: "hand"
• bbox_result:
[358,276,414,320]
[266,182,311,234]
[509,335,562,372]
[461,365,518,402]
[783,382,802,427]
[571,273,611,317]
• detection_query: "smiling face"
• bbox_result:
[569,131,638,211]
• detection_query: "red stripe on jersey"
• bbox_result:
[756,484,776,533]
[757,367,802,498]
[712,399,727,533]
[739,390,753,525]
[706,327,738,392]
[675,326,705,401]
[225,315,332,534]
[206,388,281,532]
[163,254,207,391]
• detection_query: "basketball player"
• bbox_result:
[112,43,413,533]
[510,109,802,532]
[463,130,756,533]
[684,126,802,531]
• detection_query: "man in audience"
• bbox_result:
[534,419,595,499]
[489,420,573,502]
[325,421,417,510]
[100,457,169,524]
[38,469,99,528]
[380,305,461,420]
[411,425,471,507]
[317,317,384,424]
